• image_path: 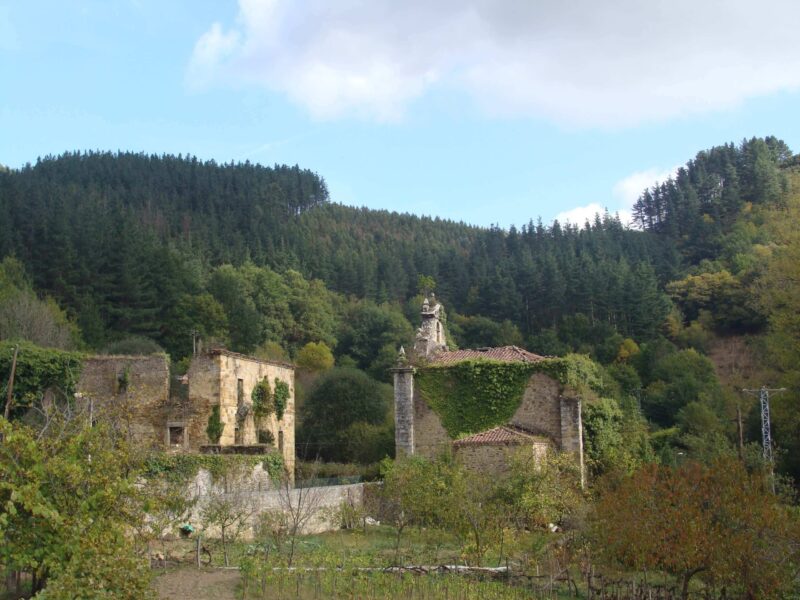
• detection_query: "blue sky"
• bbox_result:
[2,0,799,228]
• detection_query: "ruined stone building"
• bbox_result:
[77,349,295,473]
[393,296,584,477]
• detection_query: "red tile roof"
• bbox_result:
[429,345,544,365]
[453,425,550,447]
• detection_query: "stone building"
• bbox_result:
[77,354,171,447]
[77,349,295,472]
[452,425,551,475]
[393,297,584,479]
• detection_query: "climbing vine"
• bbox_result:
[416,360,535,437]
[251,377,274,417]
[0,341,84,416]
[415,354,606,438]
[273,378,289,421]
[262,451,285,481]
[206,404,224,444]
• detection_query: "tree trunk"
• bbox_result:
[222,527,229,567]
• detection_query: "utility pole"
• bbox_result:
[742,386,786,493]
[191,329,199,356]
[3,344,19,421]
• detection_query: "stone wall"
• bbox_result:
[412,386,451,459]
[178,467,364,539]
[510,373,562,443]
[182,354,220,452]
[409,370,583,468]
[78,355,170,449]
[453,440,550,476]
[189,350,296,476]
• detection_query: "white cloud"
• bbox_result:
[188,0,800,126]
[555,202,607,226]
[613,166,679,208]
[556,166,678,228]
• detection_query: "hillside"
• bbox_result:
[1,138,800,483]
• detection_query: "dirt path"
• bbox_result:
[153,567,241,600]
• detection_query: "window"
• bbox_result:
[237,378,244,407]
[278,430,284,453]
[168,426,185,446]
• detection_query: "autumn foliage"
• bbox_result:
[591,458,800,599]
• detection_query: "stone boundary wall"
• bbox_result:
[167,467,364,539]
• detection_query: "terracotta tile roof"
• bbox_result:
[453,424,550,447]
[429,345,544,365]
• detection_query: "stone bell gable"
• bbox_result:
[412,294,448,360]
[393,297,584,482]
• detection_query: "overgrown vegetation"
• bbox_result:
[3,138,800,597]
[416,355,607,437]
[0,340,84,417]
[205,404,224,444]
[143,452,281,484]
[251,377,273,417]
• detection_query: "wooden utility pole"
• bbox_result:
[736,404,744,459]
[3,344,19,420]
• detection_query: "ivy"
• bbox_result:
[0,341,84,416]
[262,451,285,481]
[415,354,606,438]
[273,378,289,421]
[251,377,274,417]
[206,404,224,444]
[416,360,535,437]
[142,453,280,484]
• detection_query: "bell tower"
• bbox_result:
[412,294,447,360]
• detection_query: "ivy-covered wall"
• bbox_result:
[143,452,284,485]
[0,341,84,416]
[414,354,603,439]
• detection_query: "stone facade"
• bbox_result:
[78,355,171,449]
[78,349,296,474]
[188,349,295,475]
[453,435,551,477]
[394,299,584,478]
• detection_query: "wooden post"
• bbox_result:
[4,345,19,420]
[195,534,202,568]
[736,405,744,459]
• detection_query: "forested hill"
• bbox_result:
[0,150,678,348]
[2,138,800,481]
[0,139,792,354]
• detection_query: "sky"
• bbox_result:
[2,0,800,228]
